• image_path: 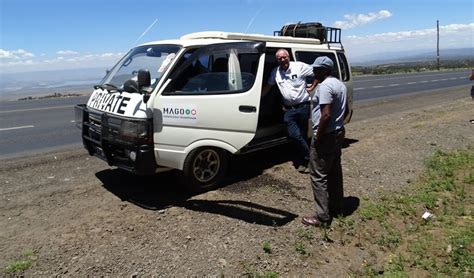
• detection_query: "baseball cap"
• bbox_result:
[311,56,334,69]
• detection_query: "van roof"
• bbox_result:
[140,31,343,50]
[180,31,322,45]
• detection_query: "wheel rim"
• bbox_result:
[192,149,220,183]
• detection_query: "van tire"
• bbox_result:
[182,147,228,192]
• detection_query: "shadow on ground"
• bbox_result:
[184,200,297,226]
[96,140,359,227]
[342,196,360,217]
[97,169,297,227]
[343,138,359,149]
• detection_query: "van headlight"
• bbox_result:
[103,116,152,144]
[119,120,152,144]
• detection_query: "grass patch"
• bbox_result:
[262,241,272,254]
[5,250,36,274]
[297,228,314,241]
[295,241,310,257]
[385,148,473,276]
[347,148,474,276]
[242,262,278,277]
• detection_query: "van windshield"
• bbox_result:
[101,44,181,90]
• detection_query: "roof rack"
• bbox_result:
[273,25,343,49]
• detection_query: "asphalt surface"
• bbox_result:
[0,70,471,158]
[353,70,469,101]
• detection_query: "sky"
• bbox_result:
[1,0,473,73]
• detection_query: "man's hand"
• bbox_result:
[316,103,332,142]
[306,79,319,93]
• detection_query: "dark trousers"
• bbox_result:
[283,103,310,166]
[309,127,345,222]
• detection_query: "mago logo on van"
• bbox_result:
[162,104,198,124]
[163,107,197,116]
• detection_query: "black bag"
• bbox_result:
[280,22,327,42]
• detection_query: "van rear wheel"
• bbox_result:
[183,147,228,192]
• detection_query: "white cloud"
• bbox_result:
[334,10,392,29]
[344,23,474,57]
[0,49,35,60]
[3,60,35,66]
[56,50,79,55]
[346,23,474,44]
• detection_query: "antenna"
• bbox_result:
[133,19,159,46]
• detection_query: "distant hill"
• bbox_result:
[0,67,106,90]
[0,67,107,101]
[350,48,474,66]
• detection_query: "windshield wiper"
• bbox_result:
[93,83,122,93]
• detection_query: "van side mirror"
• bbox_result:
[137,69,152,104]
[138,69,151,88]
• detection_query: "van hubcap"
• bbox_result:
[193,149,220,183]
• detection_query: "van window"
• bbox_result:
[337,52,350,81]
[294,52,340,80]
[164,48,259,95]
[101,44,181,89]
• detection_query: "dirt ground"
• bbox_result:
[1,86,473,276]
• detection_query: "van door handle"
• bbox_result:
[239,105,257,113]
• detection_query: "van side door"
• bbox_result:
[152,42,265,169]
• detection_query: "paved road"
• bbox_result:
[353,70,469,101]
[0,70,471,158]
[0,96,89,158]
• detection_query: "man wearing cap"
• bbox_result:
[302,56,347,227]
[262,49,314,173]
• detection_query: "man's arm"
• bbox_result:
[316,103,332,142]
[306,79,319,93]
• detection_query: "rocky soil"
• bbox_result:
[0,86,472,276]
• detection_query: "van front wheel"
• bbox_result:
[183,147,228,192]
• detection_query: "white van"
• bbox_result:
[75,27,353,191]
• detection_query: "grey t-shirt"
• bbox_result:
[311,77,347,133]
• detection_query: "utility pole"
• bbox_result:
[437,20,440,71]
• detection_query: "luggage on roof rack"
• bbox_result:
[274,22,342,44]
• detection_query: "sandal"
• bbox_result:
[301,216,329,227]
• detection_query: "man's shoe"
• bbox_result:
[301,216,330,227]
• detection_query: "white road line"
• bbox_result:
[406,82,417,85]
[0,105,72,114]
[0,125,35,131]
[354,87,365,90]
[388,84,400,87]
[357,72,466,82]
[420,80,428,83]
[431,80,439,82]
[372,85,385,88]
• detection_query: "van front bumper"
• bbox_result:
[75,104,156,175]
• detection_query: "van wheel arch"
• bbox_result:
[182,146,229,192]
